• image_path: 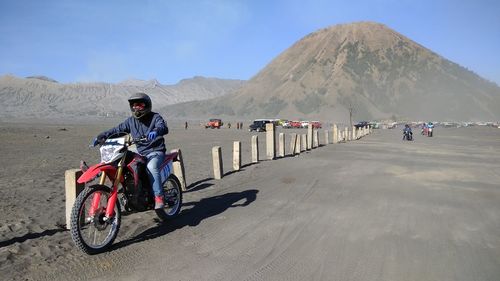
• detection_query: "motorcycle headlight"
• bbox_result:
[100,137,126,163]
[100,146,117,163]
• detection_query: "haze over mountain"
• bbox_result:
[0,75,244,120]
[164,22,500,122]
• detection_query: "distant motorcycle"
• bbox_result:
[427,123,435,137]
[70,134,182,254]
[403,130,413,141]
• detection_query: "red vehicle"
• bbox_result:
[205,118,223,129]
[289,121,302,128]
[70,134,182,254]
[310,121,322,129]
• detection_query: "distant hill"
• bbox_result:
[0,75,244,120]
[164,22,500,122]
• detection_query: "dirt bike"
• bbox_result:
[427,127,434,137]
[70,134,182,254]
[403,130,413,141]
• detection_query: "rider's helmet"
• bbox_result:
[128,93,152,119]
[405,124,410,128]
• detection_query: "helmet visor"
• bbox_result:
[132,102,145,111]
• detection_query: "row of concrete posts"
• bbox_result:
[211,123,372,179]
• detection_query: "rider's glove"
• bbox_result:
[91,136,105,147]
[91,138,100,147]
[147,131,158,141]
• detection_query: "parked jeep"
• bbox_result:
[205,118,223,129]
[249,119,272,132]
[354,121,369,129]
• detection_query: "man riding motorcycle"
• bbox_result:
[93,93,168,209]
[403,124,413,141]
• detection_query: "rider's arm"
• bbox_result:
[98,118,131,139]
[152,114,168,136]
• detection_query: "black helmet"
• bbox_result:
[128,92,152,119]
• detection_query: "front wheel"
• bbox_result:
[70,184,121,255]
[155,174,183,221]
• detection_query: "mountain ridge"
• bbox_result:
[0,74,245,119]
[163,22,500,122]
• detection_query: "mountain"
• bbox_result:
[0,75,244,119]
[164,22,500,122]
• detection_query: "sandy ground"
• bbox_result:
[1,121,500,281]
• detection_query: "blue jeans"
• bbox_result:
[145,151,165,197]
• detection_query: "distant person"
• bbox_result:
[236,122,240,130]
[92,93,168,209]
[185,121,188,130]
[403,124,413,141]
[228,122,231,129]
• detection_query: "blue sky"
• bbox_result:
[0,0,499,85]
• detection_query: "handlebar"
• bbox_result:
[128,137,148,145]
[90,135,149,148]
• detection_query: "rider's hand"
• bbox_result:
[91,136,105,147]
[91,138,100,147]
[147,131,158,141]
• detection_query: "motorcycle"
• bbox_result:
[403,130,413,141]
[70,134,182,254]
[427,126,434,137]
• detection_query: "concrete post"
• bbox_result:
[251,135,259,163]
[266,123,276,160]
[295,134,301,154]
[307,125,313,150]
[301,134,307,152]
[344,127,348,141]
[324,130,329,145]
[352,126,357,140]
[212,146,223,179]
[65,169,84,229]
[233,141,241,171]
[289,133,297,155]
[314,130,319,148]
[170,148,187,191]
[278,133,285,158]
[333,124,338,143]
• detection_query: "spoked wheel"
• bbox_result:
[155,174,182,221]
[70,184,121,255]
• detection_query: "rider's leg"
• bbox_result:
[146,151,165,208]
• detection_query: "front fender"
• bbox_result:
[77,163,117,184]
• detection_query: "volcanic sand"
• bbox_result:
[1,121,499,281]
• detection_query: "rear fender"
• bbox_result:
[77,163,117,184]
[164,151,178,163]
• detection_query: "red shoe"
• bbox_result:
[154,195,164,209]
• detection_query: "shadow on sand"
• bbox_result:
[111,189,259,251]
[0,227,67,248]
[184,177,214,193]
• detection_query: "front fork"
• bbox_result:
[89,159,125,220]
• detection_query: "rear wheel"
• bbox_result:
[155,175,183,221]
[70,185,121,255]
